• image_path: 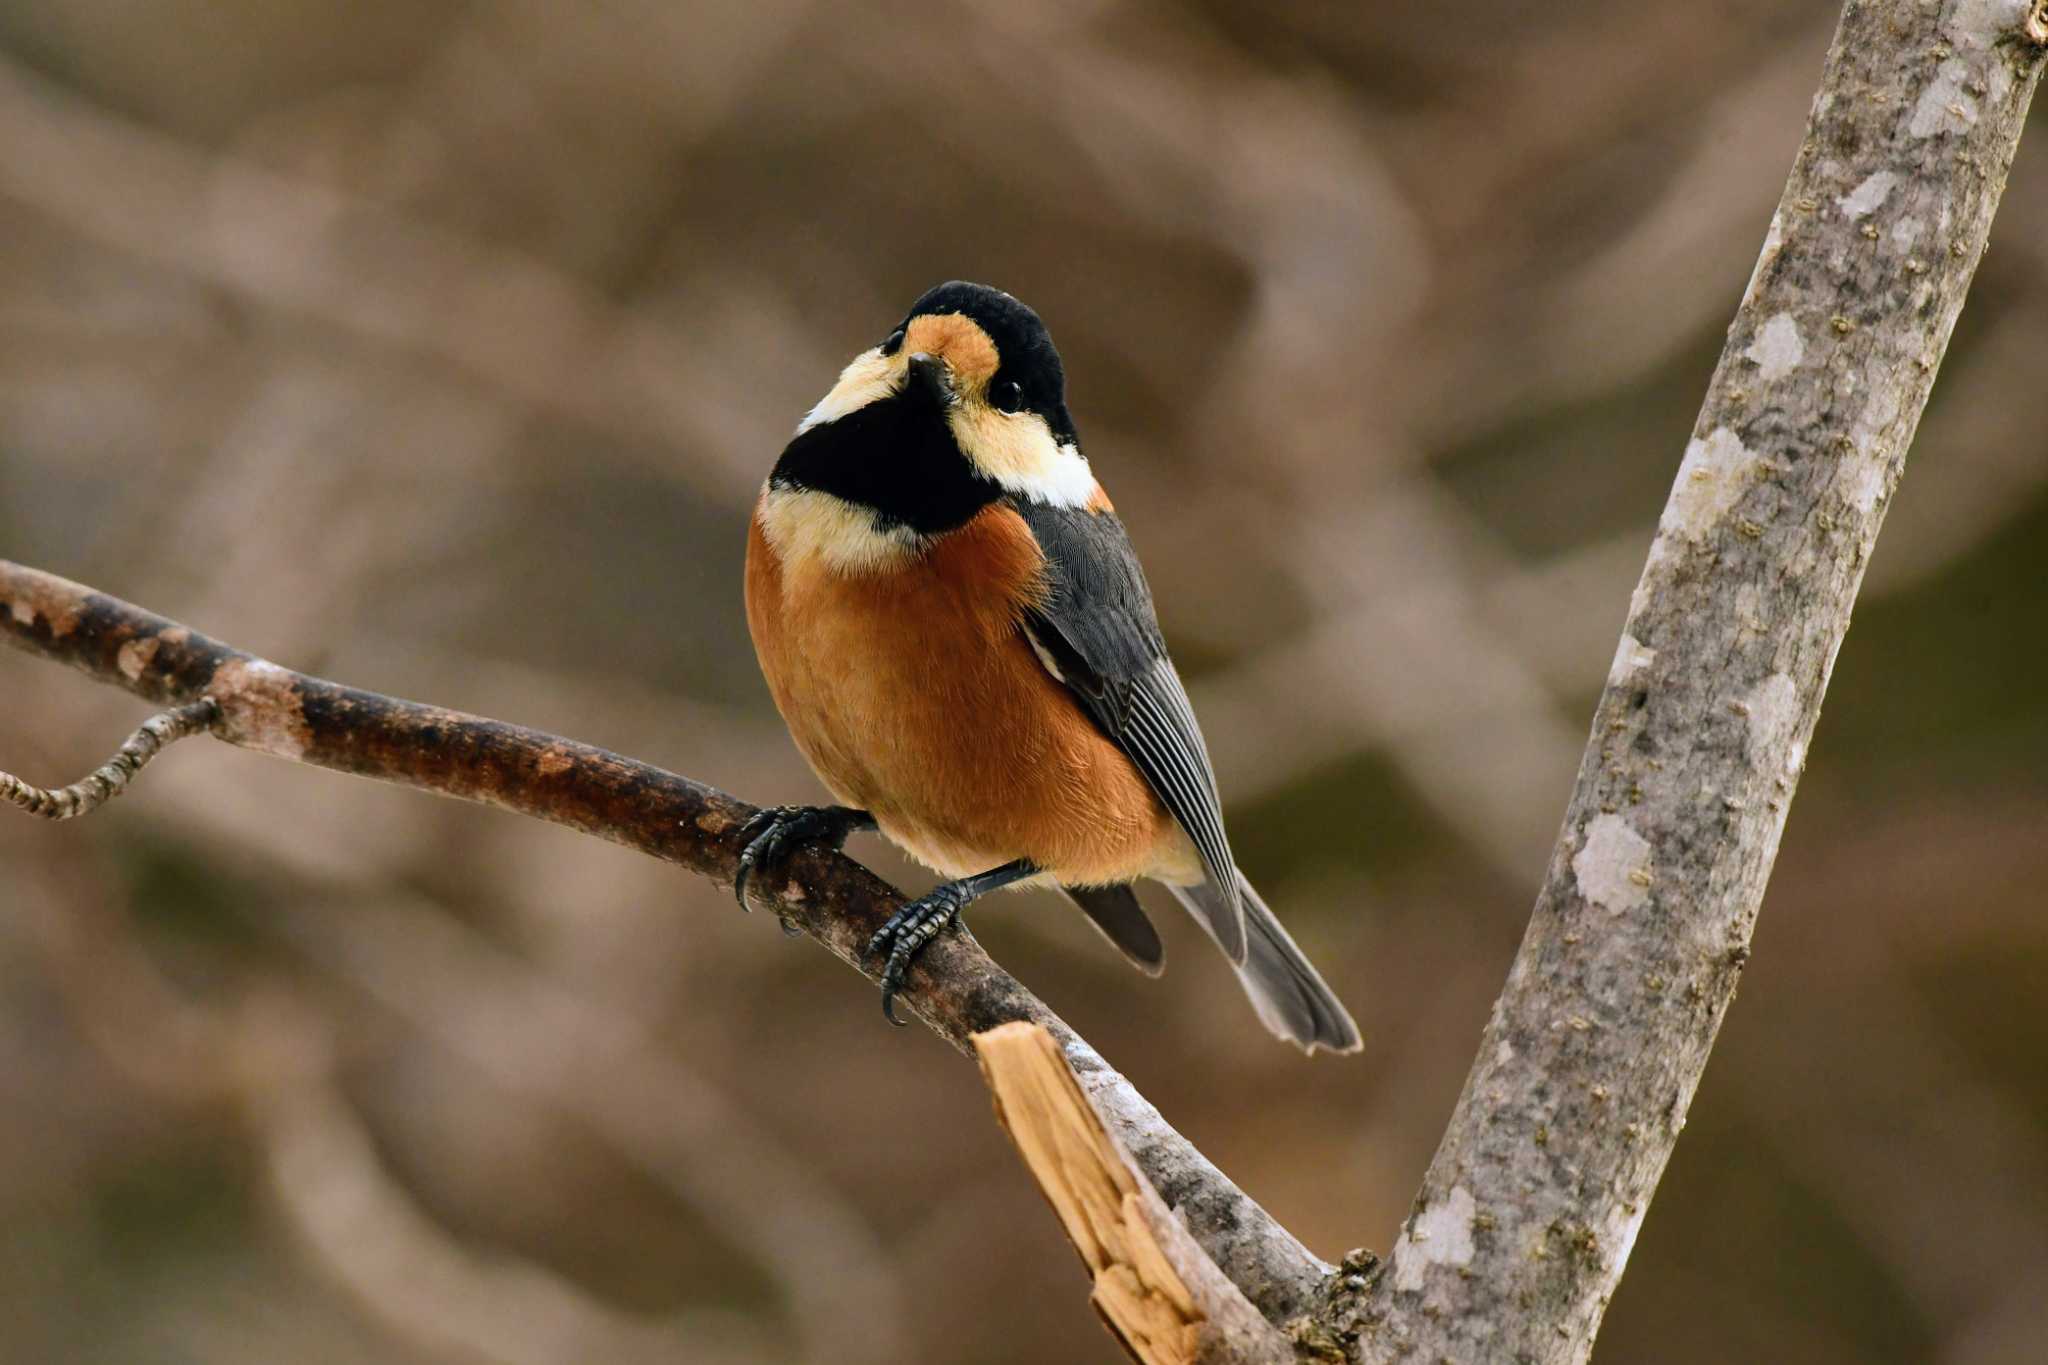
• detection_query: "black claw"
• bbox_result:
[732,805,873,914]
[867,888,967,1027]
[731,808,780,911]
[857,859,1035,1032]
[864,904,914,959]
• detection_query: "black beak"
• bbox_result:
[905,351,956,409]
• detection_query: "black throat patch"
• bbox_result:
[770,394,1000,537]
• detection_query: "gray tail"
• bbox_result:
[1168,875,1361,1054]
[1061,884,1165,976]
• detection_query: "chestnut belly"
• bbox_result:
[746,502,1197,886]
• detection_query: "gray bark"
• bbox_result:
[1350,3,2045,1360]
[3,2,2042,1359]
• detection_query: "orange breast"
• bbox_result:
[745,497,1181,885]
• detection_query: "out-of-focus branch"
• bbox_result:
[5,5,2039,1357]
[0,556,1329,1338]
[6,822,901,1365]
[255,1030,787,1365]
[273,889,912,1365]
[1346,3,2044,1361]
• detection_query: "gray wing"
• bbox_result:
[1011,498,1246,963]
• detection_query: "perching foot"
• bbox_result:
[732,804,875,918]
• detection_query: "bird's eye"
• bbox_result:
[992,379,1026,414]
[880,328,906,356]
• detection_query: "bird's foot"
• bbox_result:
[733,804,875,930]
[867,885,974,1027]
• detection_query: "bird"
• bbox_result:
[738,280,1360,1054]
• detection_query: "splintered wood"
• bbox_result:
[974,1022,1204,1364]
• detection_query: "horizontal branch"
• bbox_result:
[0,556,1329,1332]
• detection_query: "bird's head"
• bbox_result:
[766,284,1099,567]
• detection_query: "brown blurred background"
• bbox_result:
[1,2,2045,1362]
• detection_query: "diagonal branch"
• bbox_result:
[1351,2,2044,1360]
[1,697,217,818]
[0,555,1327,1337]
[2,4,2040,1359]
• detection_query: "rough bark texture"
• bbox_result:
[0,698,217,817]
[3,6,2041,1355]
[0,558,1327,1331]
[1353,4,2044,1361]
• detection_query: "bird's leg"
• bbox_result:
[734,804,877,932]
[868,859,1038,1026]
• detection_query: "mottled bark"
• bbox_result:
[1,698,217,817]
[3,5,2040,1356]
[0,557,1326,1333]
[1353,3,2044,1361]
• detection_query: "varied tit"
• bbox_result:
[739,280,1360,1054]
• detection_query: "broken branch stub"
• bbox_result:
[0,557,1328,1334]
[972,1022,1290,1365]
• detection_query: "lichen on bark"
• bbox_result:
[1355,3,2044,1360]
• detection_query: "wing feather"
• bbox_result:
[1011,498,1246,961]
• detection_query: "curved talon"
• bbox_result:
[868,891,965,1027]
[879,935,927,1026]
[733,806,786,912]
[733,804,874,914]
[859,860,1033,1031]
[881,985,909,1027]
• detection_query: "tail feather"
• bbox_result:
[1169,875,1361,1054]
[1061,883,1165,976]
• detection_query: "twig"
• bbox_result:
[0,697,217,819]
[0,556,1329,1333]
[258,1066,776,1365]
[1,5,2039,1354]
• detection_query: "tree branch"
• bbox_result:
[0,556,1329,1335]
[1350,2,2044,1360]
[973,1022,1291,1364]
[3,3,2040,1357]
[0,697,217,818]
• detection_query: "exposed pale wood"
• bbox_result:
[0,556,1327,1335]
[2,6,2041,1355]
[973,1022,1289,1364]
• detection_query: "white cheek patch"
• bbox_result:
[758,485,923,575]
[797,347,899,433]
[949,407,1097,508]
[1038,441,1100,507]
[793,342,1098,510]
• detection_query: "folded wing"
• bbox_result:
[1010,498,1246,963]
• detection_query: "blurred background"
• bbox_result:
[0,1,2043,1361]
